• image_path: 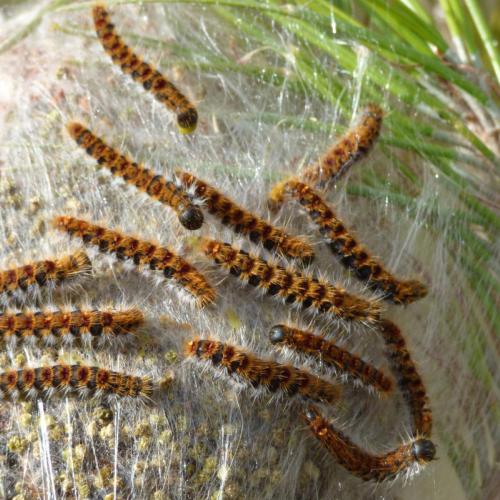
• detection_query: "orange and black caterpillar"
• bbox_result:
[301,104,383,188]
[0,364,153,400]
[0,251,91,302]
[185,338,340,403]
[269,324,393,394]
[92,5,198,134]
[0,308,144,346]
[176,170,314,262]
[303,406,436,481]
[53,216,215,308]
[379,319,432,437]
[200,238,381,323]
[273,179,427,304]
[67,122,203,230]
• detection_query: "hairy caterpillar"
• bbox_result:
[0,364,153,401]
[301,104,383,188]
[269,324,393,394]
[176,170,314,262]
[0,251,91,303]
[92,5,198,134]
[185,338,340,403]
[53,216,215,307]
[0,308,144,347]
[200,238,381,323]
[273,179,427,304]
[303,406,436,481]
[379,319,433,437]
[67,122,203,230]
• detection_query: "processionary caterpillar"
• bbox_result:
[0,251,91,302]
[185,338,340,403]
[0,308,144,346]
[67,122,204,230]
[303,406,436,482]
[274,179,428,304]
[0,364,153,401]
[379,319,433,437]
[176,170,314,262]
[269,324,393,394]
[53,216,215,307]
[92,5,198,134]
[301,104,383,188]
[200,238,381,323]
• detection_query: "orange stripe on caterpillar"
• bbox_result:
[0,251,91,300]
[92,5,198,134]
[0,308,144,345]
[53,216,216,308]
[379,319,432,437]
[66,122,203,230]
[200,238,381,323]
[185,338,340,403]
[269,324,393,394]
[0,364,153,400]
[276,179,427,304]
[301,104,383,188]
[176,170,314,262]
[303,405,436,481]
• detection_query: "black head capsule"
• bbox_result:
[412,439,436,463]
[178,205,204,230]
[269,325,287,344]
[177,108,198,135]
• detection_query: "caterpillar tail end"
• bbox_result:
[66,121,84,139]
[190,236,212,256]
